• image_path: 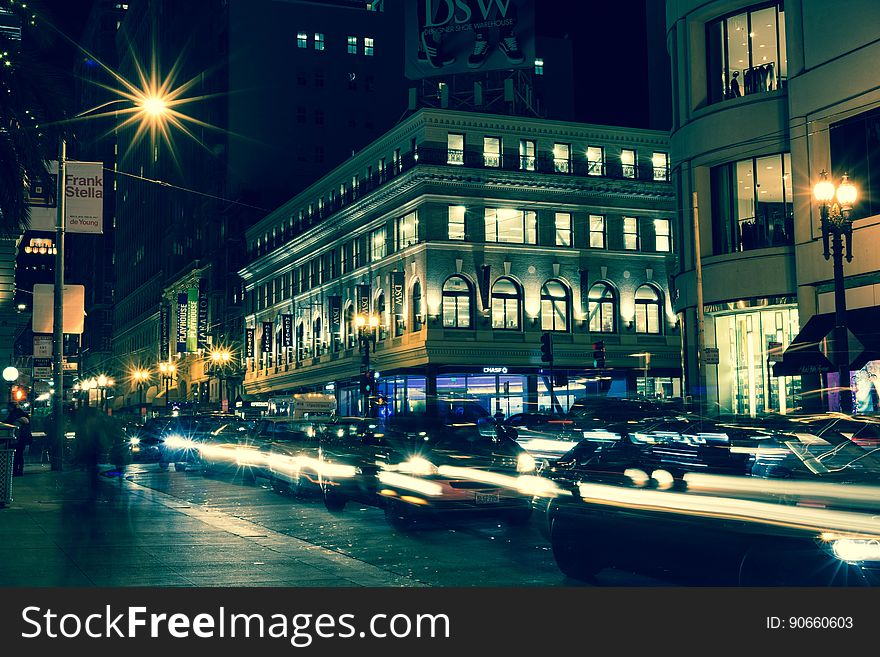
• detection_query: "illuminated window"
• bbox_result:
[635,285,662,334]
[652,152,669,181]
[484,208,536,244]
[588,283,616,333]
[491,278,521,330]
[553,143,570,173]
[347,36,357,54]
[297,32,308,48]
[555,212,572,246]
[396,211,418,249]
[448,206,466,240]
[621,149,636,178]
[483,136,501,167]
[519,139,536,171]
[623,216,639,250]
[442,276,472,328]
[541,280,570,332]
[589,215,606,248]
[370,226,386,261]
[447,133,464,165]
[654,218,671,252]
[314,33,325,50]
[364,37,374,56]
[587,146,604,176]
[412,280,424,330]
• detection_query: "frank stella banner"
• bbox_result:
[405,0,535,80]
[26,160,105,234]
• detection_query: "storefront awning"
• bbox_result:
[774,306,880,376]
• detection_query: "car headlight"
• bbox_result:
[129,436,140,445]
[164,434,193,449]
[517,452,537,473]
[831,537,880,563]
[398,457,438,476]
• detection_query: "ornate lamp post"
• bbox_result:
[209,348,232,411]
[355,313,379,417]
[814,170,858,414]
[132,368,150,421]
[159,362,176,412]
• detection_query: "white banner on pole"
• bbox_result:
[32,284,86,334]
[26,160,104,233]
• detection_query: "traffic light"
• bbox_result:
[592,340,606,368]
[540,332,553,363]
[360,370,376,396]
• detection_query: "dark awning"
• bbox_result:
[773,306,880,376]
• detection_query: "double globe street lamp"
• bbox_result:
[159,362,177,411]
[132,368,150,420]
[208,349,232,411]
[813,170,858,414]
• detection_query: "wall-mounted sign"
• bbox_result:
[483,367,509,374]
[245,328,255,358]
[176,293,188,353]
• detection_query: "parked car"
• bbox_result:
[541,413,880,585]
[318,415,535,529]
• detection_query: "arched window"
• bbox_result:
[296,322,306,360]
[541,279,570,332]
[344,304,355,348]
[313,316,322,354]
[491,277,521,330]
[412,280,423,331]
[588,283,616,333]
[634,285,662,334]
[442,275,472,328]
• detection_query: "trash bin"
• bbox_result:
[0,422,15,508]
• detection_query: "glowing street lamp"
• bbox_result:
[132,368,150,418]
[813,170,859,413]
[159,362,177,411]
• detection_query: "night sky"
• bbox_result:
[40,0,659,128]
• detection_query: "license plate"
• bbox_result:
[474,492,500,504]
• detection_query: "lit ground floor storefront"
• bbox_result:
[704,299,801,417]
[273,365,681,419]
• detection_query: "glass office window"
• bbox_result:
[541,280,570,332]
[623,216,639,250]
[589,215,606,249]
[555,212,572,246]
[553,143,571,173]
[587,146,604,176]
[483,136,501,167]
[621,149,636,178]
[588,283,616,333]
[519,139,536,171]
[485,208,536,244]
[443,276,472,328]
[396,211,419,249]
[448,205,466,240]
[654,218,671,252]
[634,285,662,334]
[491,277,521,330]
[448,133,464,165]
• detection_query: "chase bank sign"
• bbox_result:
[482,367,508,374]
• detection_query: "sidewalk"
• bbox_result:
[0,463,418,587]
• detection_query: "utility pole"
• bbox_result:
[51,140,66,471]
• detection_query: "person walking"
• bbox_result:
[4,401,32,476]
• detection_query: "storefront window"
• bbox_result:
[706,2,786,104]
[377,375,426,417]
[491,277,521,330]
[711,153,793,254]
[710,305,800,416]
[442,275,472,328]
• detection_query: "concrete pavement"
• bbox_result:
[0,463,420,587]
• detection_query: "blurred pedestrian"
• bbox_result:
[4,401,32,476]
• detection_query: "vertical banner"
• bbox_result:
[356,284,371,316]
[186,287,199,353]
[197,278,209,350]
[391,271,405,319]
[159,304,170,362]
[176,293,188,353]
[329,296,342,336]
[245,328,255,358]
[281,314,293,348]
[262,322,273,354]
[26,161,106,233]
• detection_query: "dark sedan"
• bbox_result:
[317,416,537,529]
[541,414,880,585]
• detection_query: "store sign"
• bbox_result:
[159,304,170,361]
[186,287,199,353]
[261,322,273,353]
[391,272,405,318]
[176,293,188,353]
[483,367,509,374]
[197,279,209,350]
[282,314,294,348]
[356,284,371,316]
[245,328,255,358]
[329,296,342,335]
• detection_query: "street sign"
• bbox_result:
[62,359,78,371]
[33,334,52,358]
[704,348,719,365]
[33,358,52,379]
[768,341,784,363]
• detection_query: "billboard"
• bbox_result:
[32,284,85,334]
[27,160,104,233]
[405,0,535,80]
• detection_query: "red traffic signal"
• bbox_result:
[11,385,26,402]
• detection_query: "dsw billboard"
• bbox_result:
[405,0,534,80]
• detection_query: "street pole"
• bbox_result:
[51,138,66,471]
[831,232,852,414]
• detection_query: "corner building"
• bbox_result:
[240,108,679,416]
[668,0,880,415]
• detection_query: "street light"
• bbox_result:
[355,313,379,417]
[159,362,177,412]
[132,368,150,421]
[3,366,19,403]
[209,348,232,411]
[95,374,114,414]
[814,170,858,414]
